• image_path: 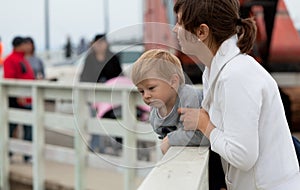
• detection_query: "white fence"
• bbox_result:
[0,79,210,190]
[0,79,161,190]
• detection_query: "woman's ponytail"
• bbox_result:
[237,17,257,54]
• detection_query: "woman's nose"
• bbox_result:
[173,23,179,33]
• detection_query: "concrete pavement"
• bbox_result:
[10,155,144,190]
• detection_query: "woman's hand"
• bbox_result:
[178,108,215,138]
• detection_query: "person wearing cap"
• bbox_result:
[3,36,35,162]
[3,36,34,79]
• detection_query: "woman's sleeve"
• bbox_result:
[39,58,45,77]
[168,86,209,146]
[210,76,262,171]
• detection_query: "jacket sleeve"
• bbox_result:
[106,55,123,79]
[168,86,208,146]
[150,86,205,144]
[168,127,210,146]
[39,58,45,78]
[3,59,17,78]
[210,74,261,171]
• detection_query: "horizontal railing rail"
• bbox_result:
[138,146,209,190]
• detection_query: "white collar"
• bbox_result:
[202,35,241,110]
[203,35,240,87]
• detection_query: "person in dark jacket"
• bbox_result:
[80,34,123,153]
[80,34,122,83]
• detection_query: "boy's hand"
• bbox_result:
[160,136,170,155]
[178,108,214,139]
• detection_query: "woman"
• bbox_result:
[25,37,45,79]
[174,0,300,189]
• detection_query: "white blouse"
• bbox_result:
[202,35,300,190]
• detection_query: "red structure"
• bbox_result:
[143,0,177,50]
[240,0,300,71]
[269,0,300,69]
[143,0,300,72]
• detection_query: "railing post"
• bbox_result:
[0,84,10,190]
[32,86,45,190]
[122,90,137,190]
[74,87,88,190]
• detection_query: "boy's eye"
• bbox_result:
[138,90,144,94]
[148,86,155,90]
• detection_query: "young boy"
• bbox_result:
[131,49,209,154]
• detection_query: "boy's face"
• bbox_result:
[136,78,177,110]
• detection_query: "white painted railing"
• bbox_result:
[0,79,162,190]
[138,146,209,190]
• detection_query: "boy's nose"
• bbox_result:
[143,91,151,99]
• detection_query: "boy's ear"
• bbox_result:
[170,74,180,89]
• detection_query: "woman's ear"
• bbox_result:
[170,74,180,89]
[196,24,209,42]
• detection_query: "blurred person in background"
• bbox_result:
[77,37,88,55]
[25,37,45,79]
[80,33,123,153]
[3,36,35,162]
[80,33,122,83]
[64,35,73,59]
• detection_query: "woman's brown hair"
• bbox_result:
[174,0,257,54]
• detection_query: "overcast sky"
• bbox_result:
[0,0,299,55]
[0,0,143,55]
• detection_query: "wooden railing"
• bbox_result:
[0,79,162,190]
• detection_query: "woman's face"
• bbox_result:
[23,41,33,54]
[173,12,202,53]
[173,12,186,50]
[173,11,213,66]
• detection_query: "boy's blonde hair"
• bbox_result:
[131,49,185,85]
